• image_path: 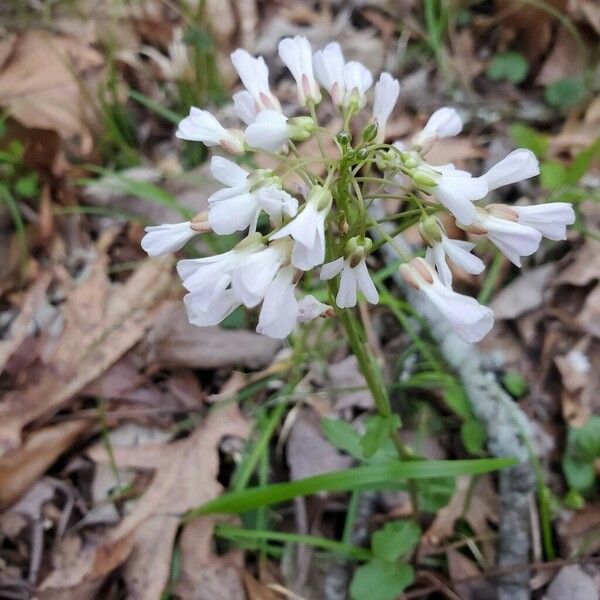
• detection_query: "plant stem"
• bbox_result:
[331,292,420,519]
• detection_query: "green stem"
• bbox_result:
[331,292,420,518]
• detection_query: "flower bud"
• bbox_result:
[354,148,369,161]
[361,121,378,143]
[309,184,333,211]
[418,216,443,245]
[287,116,316,142]
[411,166,438,189]
[336,131,352,147]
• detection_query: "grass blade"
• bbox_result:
[185,457,516,519]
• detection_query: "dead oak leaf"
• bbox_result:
[0,256,173,454]
[0,31,103,151]
[41,402,250,600]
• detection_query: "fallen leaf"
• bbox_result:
[0,271,52,372]
[491,264,554,320]
[328,355,373,412]
[421,476,497,554]
[0,421,90,509]
[0,255,173,453]
[139,303,281,370]
[286,408,353,481]
[39,402,249,599]
[0,31,103,151]
[175,517,245,600]
[535,27,587,86]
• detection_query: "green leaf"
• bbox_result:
[545,78,586,110]
[372,520,421,562]
[501,371,529,398]
[510,124,550,158]
[418,475,456,512]
[442,377,472,419]
[563,457,595,492]
[461,419,487,455]
[350,560,414,600]
[487,52,529,84]
[15,174,39,198]
[360,415,400,459]
[540,161,567,190]
[565,137,600,185]
[321,418,363,459]
[570,417,600,461]
[185,457,517,519]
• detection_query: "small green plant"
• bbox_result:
[350,520,421,600]
[487,52,529,84]
[563,416,600,495]
[0,117,40,268]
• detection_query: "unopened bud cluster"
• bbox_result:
[141,37,575,342]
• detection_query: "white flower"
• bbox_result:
[233,91,258,126]
[481,149,539,191]
[184,288,241,327]
[208,156,285,234]
[514,202,575,240]
[413,107,462,147]
[177,235,263,302]
[418,164,488,225]
[176,107,244,154]
[320,256,379,308]
[400,257,494,343]
[372,72,400,142]
[230,239,293,308]
[256,187,298,226]
[256,265,299,338]
[313,42,346,105]
[141,221,197,256]
[472,208,542,267]
[270,185,332,270]
[297,295,332,322]
[245,110,291,151]
[230,49,281,112]
[425,235,485,287]
[342,61,373,110]
[278,36,321,106]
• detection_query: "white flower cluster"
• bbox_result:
[141,38,575,343]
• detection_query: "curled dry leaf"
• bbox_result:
[39,402,249,599]
[0,31,104,152]
[0,421,91,509]
[0,255,173,454]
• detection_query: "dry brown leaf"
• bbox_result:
[38,402,250,599]
[0,420,90,509]
[421,476,497,554]
[244,571,281,600]
[0,31,103,151]
[535,26,587,85]
[491,264,554,320]
[176,517,245,600]
[425,137,486,166]
[286,408,353,481]
[0,271,52,372]
[0,255,173,454]
[139,303,281,370]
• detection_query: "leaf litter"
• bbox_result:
[0,1,599,598]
